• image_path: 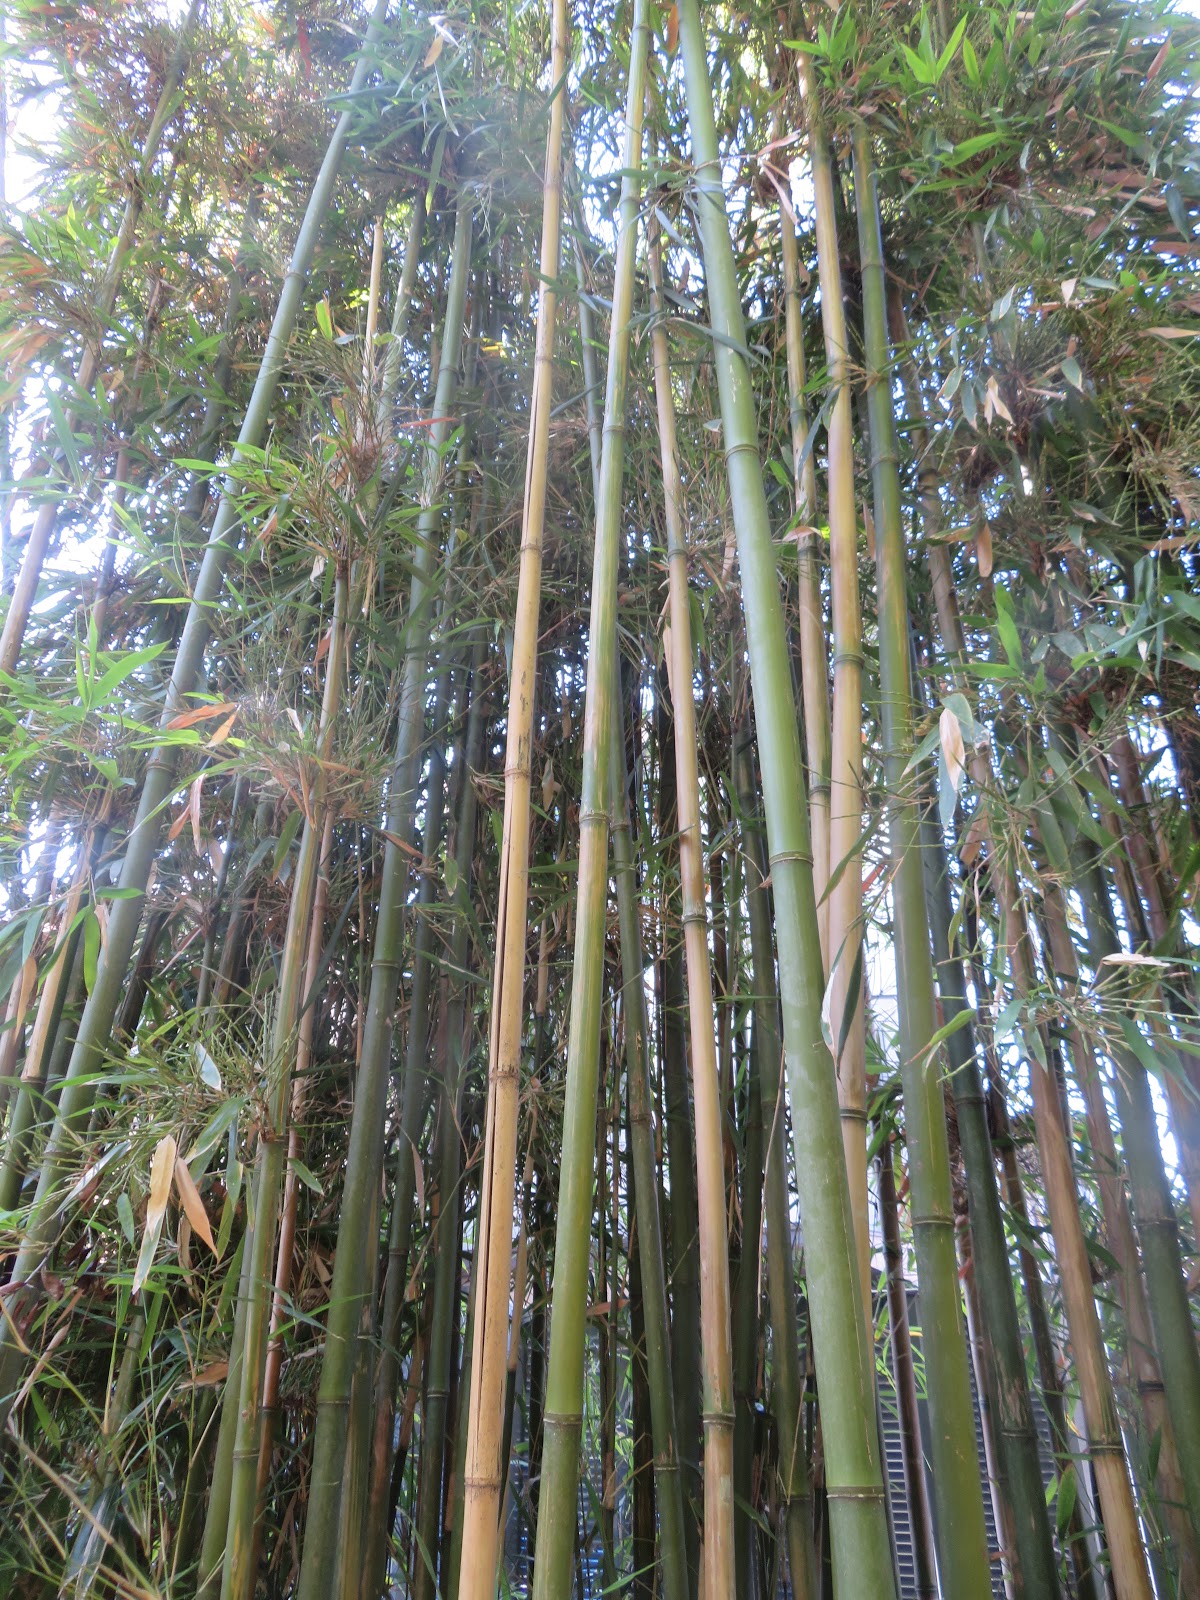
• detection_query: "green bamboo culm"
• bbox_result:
[0,0,395,1430]
[579,276,691,1600]
[851,123,992,1600]
[732,719,818,1600]
[294,185,474,1600]
[527,0,650,1586]
[674,6,897,1593]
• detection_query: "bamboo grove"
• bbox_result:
[0,0,1198,1593]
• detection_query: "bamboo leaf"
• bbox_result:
[132,1136,177,1295]
[174,1155,217,1255]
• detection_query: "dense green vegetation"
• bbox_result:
[0,0,1198,1594]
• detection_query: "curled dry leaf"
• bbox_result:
[940,706,967,794]
[175,1153,217,1255]
[132,1135,177,1295]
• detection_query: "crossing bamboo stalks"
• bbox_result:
[455,0,568,1582]
[853,123,992,1599]
[799,58,870,1305]
[295,186,474,1600]
[732,719,818,1600]
[675,5,897,1591]
[218,564,347,1600]
[0,0,396,1425]
[648,203,737,1600]
[0,0,201,683]
[525,3,647,1586]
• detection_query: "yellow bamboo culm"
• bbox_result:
[456,1,569,1593]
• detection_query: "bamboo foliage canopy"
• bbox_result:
[0,0,1199,1596]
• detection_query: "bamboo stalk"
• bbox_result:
[455,0,569,1581]
[853,124,992,1599]
[732,720,818,1600]
[675,6,897,1591]
[580,272,691,1600]
[799,60,871,1307]
[648,204,737,1600]
[779,163,830,963]
[525,3,648,1585]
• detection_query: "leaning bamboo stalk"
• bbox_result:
[675,4,896,1591]
[732,720,818,1600]
[0,0,396,1425]
[218,566,348,1600]
[648,209,737,1600]
[0,0,202,682]
[799,59,870,1306]
[525,6,648,1590]
[295,187,474,1600]
[852,124,992,1598]
[455,0,569,1584]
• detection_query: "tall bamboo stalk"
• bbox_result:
[799,59,870,1305]
[0,0,396,1426]
[648,204,737,1600]
[579,269,691,1600]
[853,124,993,1599]
[294,186,474,1600]
[455,0,568,1583]
[526,4,648,1586]
[675,5,897,1591]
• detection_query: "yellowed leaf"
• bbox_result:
[207,709,238,748]
[666,2,679,53]
[1060,277,1077,304]
[133,1135,177,1295]
[174,1154,217,1255]
[940,706,966,794]
[976,522,993,578]
[423,31,443,66]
